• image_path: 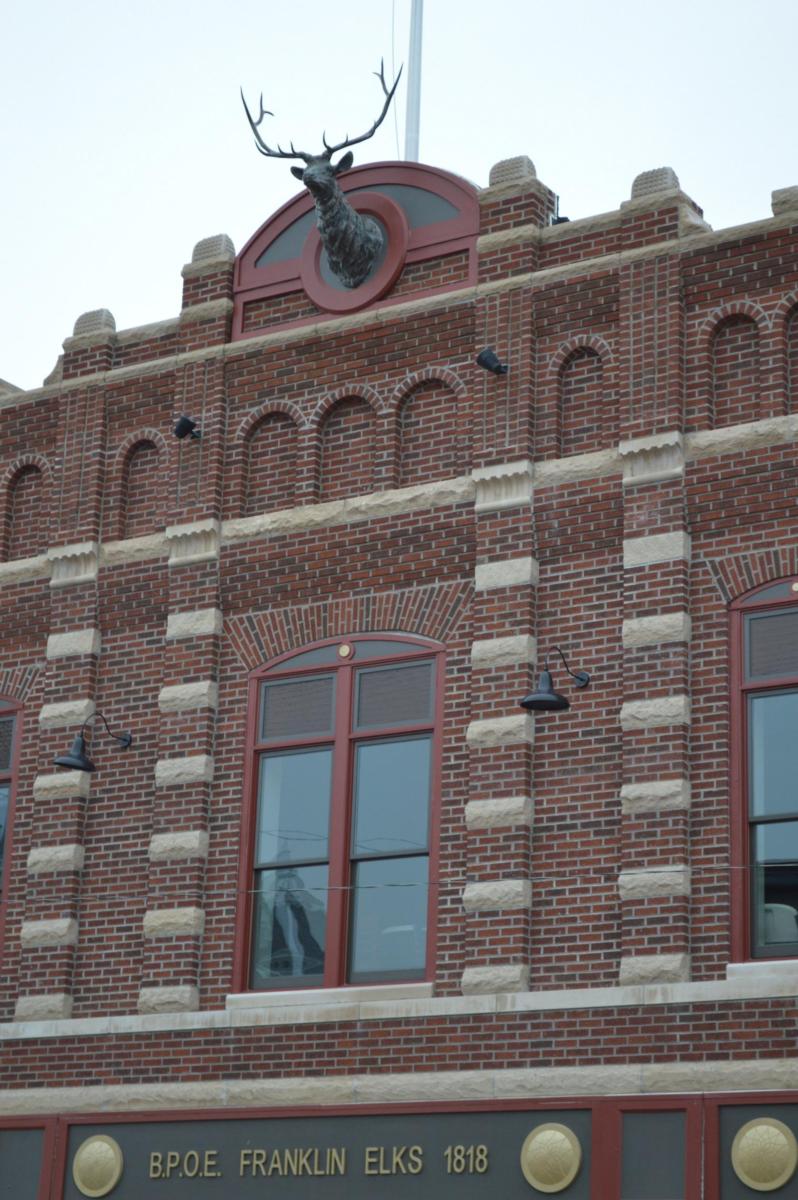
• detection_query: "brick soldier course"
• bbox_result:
[2,154,798,1198]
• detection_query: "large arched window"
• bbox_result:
[237,634,442,992]
[731,580,798,959]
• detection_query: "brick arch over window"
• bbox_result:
[1,455,51,561]
[549,335,615,457]
[395,376,467,487]
[110,430,170,540]
[243,410,301,517]
[688,301,771,430]
[315,389,381,502]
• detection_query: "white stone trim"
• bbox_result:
[461,965,530,994]
[470,636,536,668]
[138,985,200,1014]
[474,556,539,591]
[619,430,684,486]
[227,982,433,1012]
[619,953,691,985]
[620,778,691,814]
[686,414,798,462]
[154,755,214,787]
[27,844,85,874]
[158,681,218,712]
[622,612,691,647]
[223,476,474,544]
[165,519,221,566]
[472,460,533,512]
[101,533,168,567]
[618,865,690,900]
[466,714,534,748]
[20,918,78,948]
[46,629,101,659]
[38,698,95,729]
[148,830,209,862]
[623,531,691,568]
[143,907,205,938]
[0,554,50,586]
[47,541,99,588]
[165,608,223,640]
[33,771,91,800]
[13,993,73,1022]
[534,447,620,488]
[462,879,531,912]
[8,1056,798,1115]
[726,959,798,984]
[465,796,533,829]
[620,695,690,730]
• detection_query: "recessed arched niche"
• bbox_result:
[233,162,479,338]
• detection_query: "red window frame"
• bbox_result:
[233,634,444,993]
[0,698,21,957]
[730,577,798,962]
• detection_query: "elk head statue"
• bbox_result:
[241,62,402,290]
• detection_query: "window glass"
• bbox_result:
[355,662,434,729]
[753,821,798,949]
[749,691,798,818]
[0,783,8,878]
[0,718,12,771]
[748,611,798,679]
[260,675,335,741]
[255,749,332,865]
[251,863,328,988]
[349,855,428,982]
[352,737,430,856]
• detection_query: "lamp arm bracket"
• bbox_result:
[80,711,133,749]
[547,645,590,689]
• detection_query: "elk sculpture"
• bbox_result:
[241,62,402,289]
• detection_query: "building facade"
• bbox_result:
[1,154,798,1198]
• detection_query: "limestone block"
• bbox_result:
[618,953,690,985]
[20,918,78,948]
[472,460,533,512]
[466,714,534,748]
[772,187,798,216]
[623,531,691,568]
[165,608,223,640]
[465,796,533,829]
[618,865,690,900]
[474,557,539,590]
[622,612,691,647]
[470,636,536,668]
[619,431,684,486]
[165,519,220,567]
[33,771,91,801]
[47,542,99,588]
[38,698,95,729]
[46,629,101,659]
[27,844,85,874]
[137,986,200,1014]
[630,167,680,199]
[157,681,218,712]
[488,156,537,186]
[620,695,690,730]
[14,992,74,1021]
[620,778,691,814]
[462,879,531,912]
[191,234,235,264]
[143,907,205,938]
[461,964,529,994]
[154,755,214,787]
[148,830,209,862]
[73,309,116,337]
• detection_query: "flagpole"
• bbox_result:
[404,0,423,160]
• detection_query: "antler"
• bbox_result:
[239,89,311,161]
[321,59,403,156]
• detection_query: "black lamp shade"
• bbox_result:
[519,669,571,713]
[53,733,96,773]
[476,348,509,375]
[174,416,200,440]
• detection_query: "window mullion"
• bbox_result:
[325,664,354,987]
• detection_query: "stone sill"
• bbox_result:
[726,959,798,983]
[226,982,434,1011]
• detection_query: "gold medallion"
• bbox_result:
[72,1134,124,1198]
[520,1123,582,1193]
[731,1117,798,1192]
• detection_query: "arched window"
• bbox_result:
[238,634,442,991]
[731,579,798,959]
[0,701,19,932]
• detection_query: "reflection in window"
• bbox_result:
[249,639,438,990]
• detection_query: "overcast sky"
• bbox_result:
[2,0,796,391]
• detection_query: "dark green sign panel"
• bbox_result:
[0,1127,45,1200]
[64,1110,593,1200]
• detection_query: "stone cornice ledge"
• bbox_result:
[4,973,798,1043]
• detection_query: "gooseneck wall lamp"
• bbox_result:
[476,347,509,376]
[54,712,133,773]
[520,646,591,713]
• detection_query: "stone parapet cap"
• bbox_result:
[115,318,180,346]
[181,234,236,278]
[772,186,798,216]
[179,299,234,324]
